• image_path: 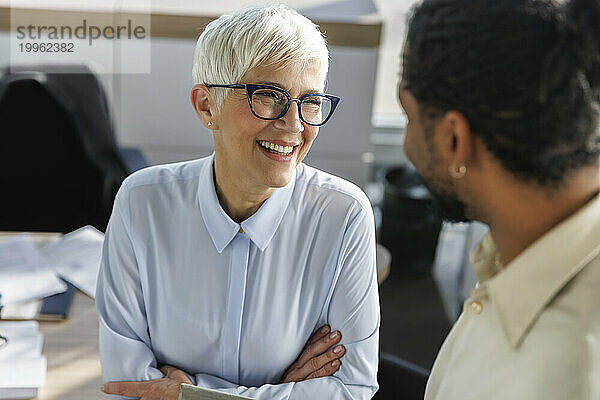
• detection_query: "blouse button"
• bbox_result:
[471,301,483,314]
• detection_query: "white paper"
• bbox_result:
[179,384,254,400]
[0,321,46,397]
[0,321,44,360]
[40,226,105,298]
[0,237,67,306]
[0,357,46,389]
[0,387,38,400]
[0,300,42,320]
[0,320,40,335]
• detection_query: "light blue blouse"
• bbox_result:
[96,154,380,399]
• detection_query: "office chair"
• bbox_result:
[0,64,146,233]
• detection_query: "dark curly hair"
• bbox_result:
[402,0,600,186]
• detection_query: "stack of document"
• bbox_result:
[40,225,104,299]
[0,321,46,399]
[0,237,66,307]
[0,226,104,320]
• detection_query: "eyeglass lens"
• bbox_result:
[250,88,333,125]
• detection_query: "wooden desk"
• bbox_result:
[36,291,103,400]
[0,232,103,399]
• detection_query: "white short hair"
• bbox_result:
[192,5,329,109]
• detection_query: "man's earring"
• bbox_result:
[448,163,467,179]
[207,122,212,127]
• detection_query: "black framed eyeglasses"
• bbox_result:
[205,83,340,126]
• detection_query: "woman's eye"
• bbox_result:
[257,90,282,100]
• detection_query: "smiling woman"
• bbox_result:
[96,5,380,400]
[197,61,329,212]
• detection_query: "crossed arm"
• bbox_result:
[101,325,346,399]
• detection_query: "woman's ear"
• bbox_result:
[191,84,218,130]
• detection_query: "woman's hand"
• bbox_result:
[101,365,193,400]
[280,325,346,383]
[160,365,194,382]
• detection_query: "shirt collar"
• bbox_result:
[198,153,296,253]
[470,193,600,348]
[239,169,296,252]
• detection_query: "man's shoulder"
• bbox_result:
[520,257,600,388]
[562,253,600,325]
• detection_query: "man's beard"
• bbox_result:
[420,175,470,223]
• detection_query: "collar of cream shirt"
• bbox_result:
[469,193,600,348]
[197,153,297,253]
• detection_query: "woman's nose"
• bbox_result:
[275,101,304,133]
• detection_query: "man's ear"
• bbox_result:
[191,84,218,130]
[436,110,473,173]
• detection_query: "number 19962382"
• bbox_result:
[18,42,74,52]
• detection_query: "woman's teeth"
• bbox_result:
[258,140,294,156]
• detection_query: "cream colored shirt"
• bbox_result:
[425,194,600,400]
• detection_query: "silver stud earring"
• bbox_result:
[207,122,212,127]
